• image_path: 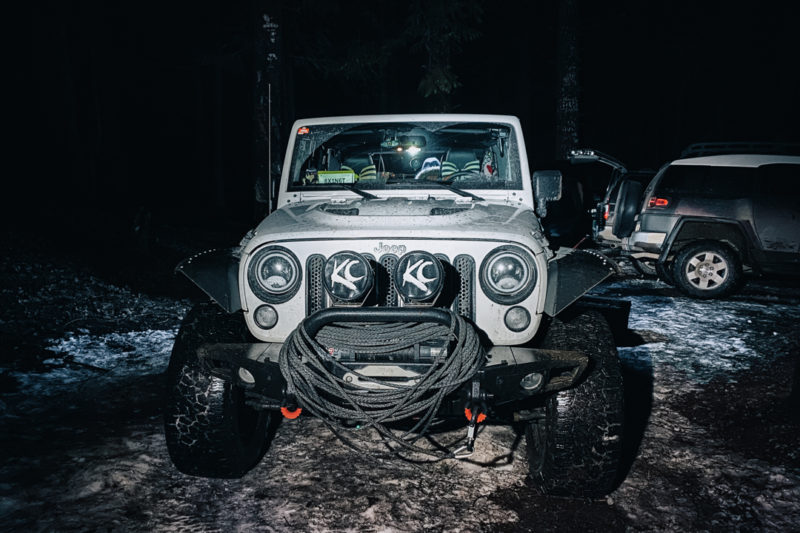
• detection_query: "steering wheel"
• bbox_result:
[442,170,480,182]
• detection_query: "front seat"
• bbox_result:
[442,149,480,179]
[342,156,377,181]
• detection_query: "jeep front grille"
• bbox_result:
[306,254,326,316]
[379,254,398,307]
[453,255,475,319]
[305,252,474,320]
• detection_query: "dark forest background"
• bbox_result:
[7,0,800,240]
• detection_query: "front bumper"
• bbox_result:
[198,308,589,419]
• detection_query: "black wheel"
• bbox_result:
[526,310,624,498]
[164,303,274,478]
[630,256,657,278]
[673,241,742,299]
[611,179,643,239]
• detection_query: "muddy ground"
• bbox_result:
[1,225,799,532]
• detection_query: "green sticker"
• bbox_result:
[317,171,356,184]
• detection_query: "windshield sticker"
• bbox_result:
[297,126,310,135]
[317,171,356,184]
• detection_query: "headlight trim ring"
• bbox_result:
[247,245,302,304]
[479,245,537,305]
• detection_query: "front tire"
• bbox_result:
[164,303,273,478]
[673,241,742,299]
[526,310,624,498]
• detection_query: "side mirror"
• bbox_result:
[533,170,562,218]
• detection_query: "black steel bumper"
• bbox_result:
[198,307,590,415]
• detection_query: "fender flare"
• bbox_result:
[658,217,750,265]
[176,248,242,313]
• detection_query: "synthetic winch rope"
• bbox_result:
[278,310,485,458]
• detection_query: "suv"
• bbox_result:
[614,151,800,298]
[164,114,626,498]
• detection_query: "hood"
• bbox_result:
[251,197,547,250]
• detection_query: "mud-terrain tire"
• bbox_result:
[525,310,624,498]
[164,303,273,478]
[673,241,742,299]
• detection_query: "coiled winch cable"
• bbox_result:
[278,309,485,459]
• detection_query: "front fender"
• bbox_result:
[176,248,242,313]
[543,249,618,316]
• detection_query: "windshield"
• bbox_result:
[288,121,521,193]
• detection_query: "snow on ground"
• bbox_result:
[2,238,800,532]
[595,278,800,384]
[592,277,800,531]
[10,329,178,397]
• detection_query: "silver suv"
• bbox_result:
[614,151,800,298]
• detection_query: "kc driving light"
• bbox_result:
[323,251,374,303]
[248,246,302,303]
[480,246,536,304]
[394,251,444,304]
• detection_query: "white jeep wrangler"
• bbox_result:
[164,114,626,498]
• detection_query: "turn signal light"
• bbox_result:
[648,196,670,208]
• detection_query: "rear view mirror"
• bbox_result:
[533,170,562,218]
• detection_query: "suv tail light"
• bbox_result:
[603,203,610,221]
[648,196,670,208]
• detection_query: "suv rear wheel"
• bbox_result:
[673,241,742,299]
[611,179,643,239]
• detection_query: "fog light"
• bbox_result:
[254,304,278,329]
[238,367,255,384]
[504,306,530,332]
[520,372,543,392]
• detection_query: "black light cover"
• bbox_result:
[394,251,444,304]
[323,251,374,303]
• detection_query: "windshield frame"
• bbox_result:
[285,120,522,195]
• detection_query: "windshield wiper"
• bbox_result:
[337,183,378,200]
[430,182,484,201]
[383,177,485,201]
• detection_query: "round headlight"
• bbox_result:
[480,246,536,304]
[394,251,444,304]
[247,246,302,303]
[323,251,374,303]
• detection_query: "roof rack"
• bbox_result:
[680,142,800,158]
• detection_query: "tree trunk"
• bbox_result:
[555,0,580,161]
